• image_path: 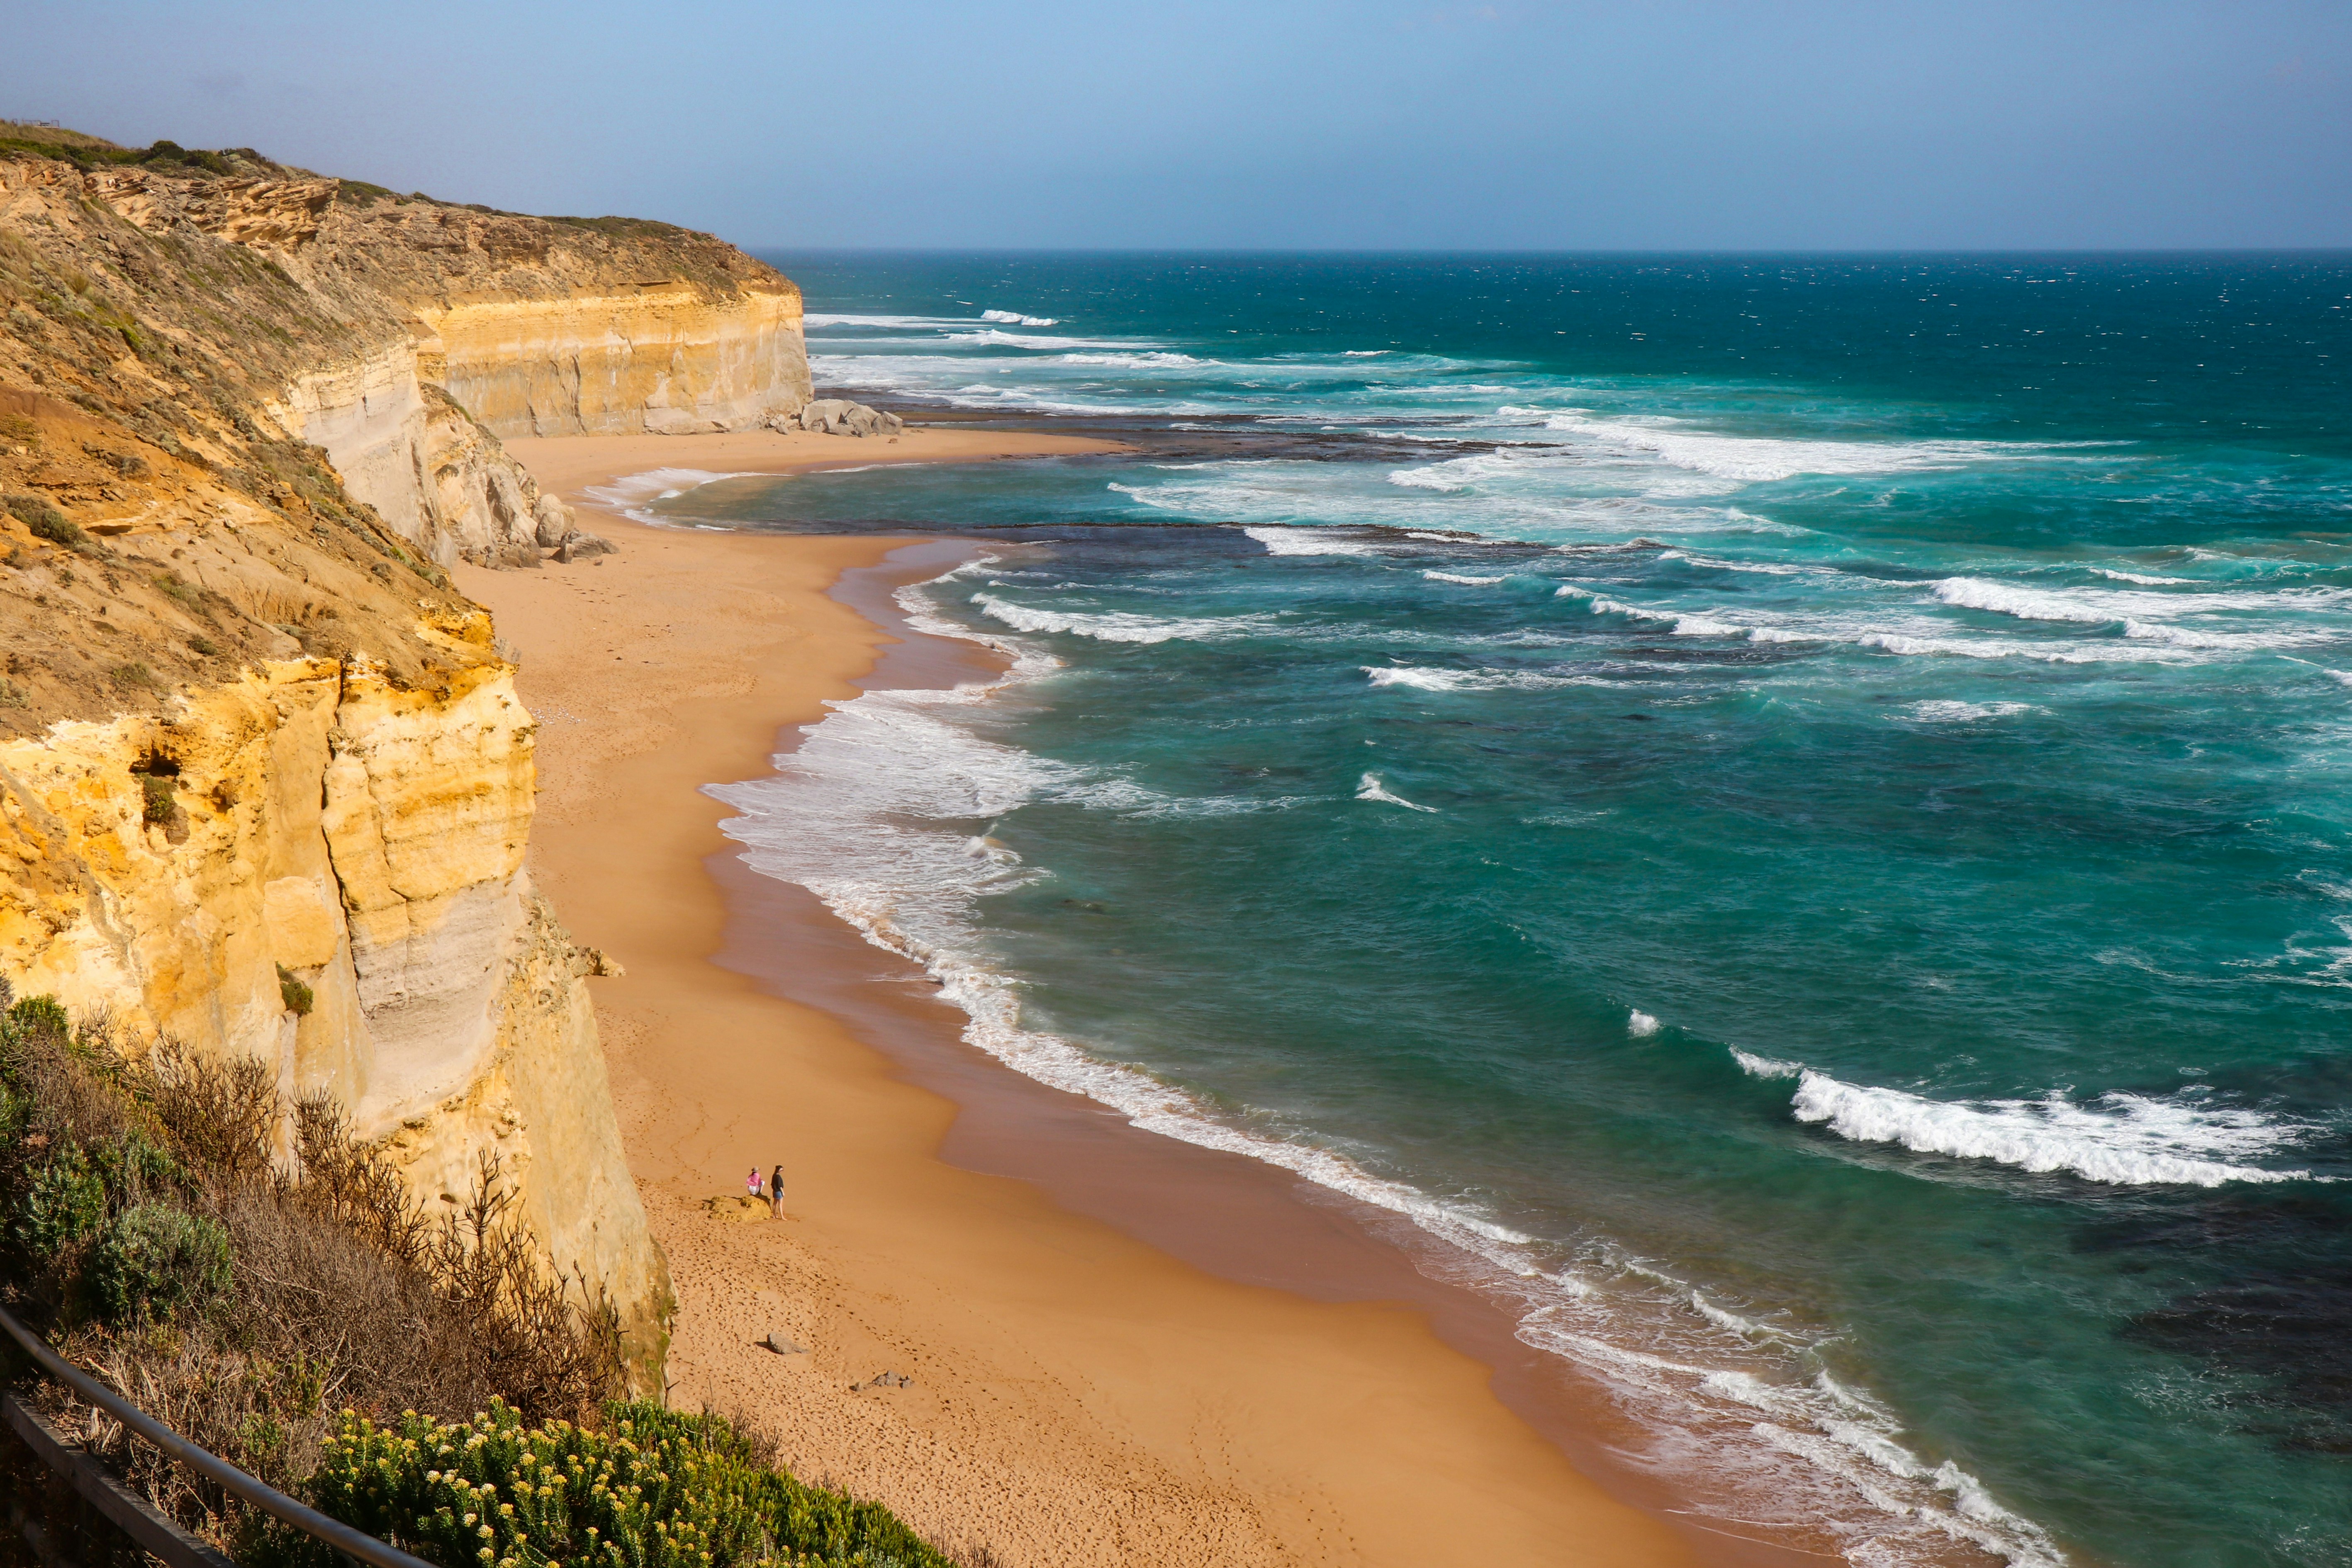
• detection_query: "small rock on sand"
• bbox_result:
[702,1194,770,1223]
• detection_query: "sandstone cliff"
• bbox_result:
[0,123,800,1388]
[2,131,811,570]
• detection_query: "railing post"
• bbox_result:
[0,1303,436,1568]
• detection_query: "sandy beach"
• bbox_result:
[460,430,1708,1568]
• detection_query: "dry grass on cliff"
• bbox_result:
[0,989,624,1545]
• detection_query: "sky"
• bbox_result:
[7,0,2349,251]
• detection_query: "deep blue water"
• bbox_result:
[672,254,2352,1568]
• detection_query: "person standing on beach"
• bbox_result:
[768,1164,785,1218]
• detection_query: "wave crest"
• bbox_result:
[1741,1058,2327,1186]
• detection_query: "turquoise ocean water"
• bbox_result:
[647,255,2351,1567]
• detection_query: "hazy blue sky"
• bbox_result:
[8,0,2348,249]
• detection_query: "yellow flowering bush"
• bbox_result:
[295,1401,951,1568]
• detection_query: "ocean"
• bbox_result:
[636,253,2351,1567]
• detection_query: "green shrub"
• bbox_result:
[4,492,83,548]
[11,1123,184,1265]
[17,1141,107,1257]
[277,965,315,1018]
[302,1401,955,1568]
[141,774,176,823]
[90,1202,231,1323]
[188,635,219,657]
[96,1125,182,1198]
[8,992,70,1042]
[112,662,156,690]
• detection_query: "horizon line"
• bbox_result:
[739,243,2352,261]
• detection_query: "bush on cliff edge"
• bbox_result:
[276,1401,955,1568]
[0,985,622,1542]
[0,991,971,1568]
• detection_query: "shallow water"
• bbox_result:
[681,254,2352,1567]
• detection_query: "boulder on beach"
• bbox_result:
[792,398,904,438]
[554,528,616,563]
[703,1194,771,1223]
[534,493,576,548]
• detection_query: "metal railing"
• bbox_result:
[0,1300,433,1568]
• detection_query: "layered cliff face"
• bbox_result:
[0,124,781,1387]
[4,138,810,570]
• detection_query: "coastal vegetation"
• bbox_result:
[290,1402,957,1568]
[0,991,952,1568]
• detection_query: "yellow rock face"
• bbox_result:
[0,656,672,1387]
[419,285,810,438]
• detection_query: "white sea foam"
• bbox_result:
[1362,665,1597,692]
[1902,700,2042,723]
[946,329,1143,351]
[1423,570,1509,586]
[1732,1049,1804,1079]
[1514,409,2056,484]
[1670,613,1744,637]
[1933,577,2118,626]
[1628,1010,1661,1037]
[971,592,1271,645]
[1243,526,1388,556]
[581,467,753,525]
[1933,577,2342,650]
[2096,568,2197,585]
[981,309,1061,326]
[1057,351,1209,369]
[1355,772,1437,811]
[1386,450,1539,493]
[1733,1056,2325,1186]
[1560,589,1760,640]
[1859,633,2188,665]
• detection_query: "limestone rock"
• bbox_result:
[534,494,575,549]
[796,398,904,438]
[704,1195,771,1224]
[553,530,615,563]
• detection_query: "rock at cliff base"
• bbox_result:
[554,529,614,563]
[534,494,575,549]
[795,399,903,438]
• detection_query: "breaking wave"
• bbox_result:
[1355,772,1437,811]
[1507,409,2064,484]
[971,592,1273,645]
[1736,1057,2329,1187]
[1243,526,1391,556]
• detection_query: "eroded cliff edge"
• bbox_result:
[0,124,813,1387]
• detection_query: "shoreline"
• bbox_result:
[465,430,1715,1567]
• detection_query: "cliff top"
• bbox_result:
[0,119,796,311]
